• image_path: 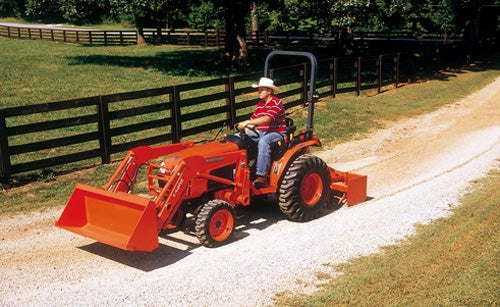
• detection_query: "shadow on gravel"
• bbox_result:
[77,195,344,271]
[78,242,194,272]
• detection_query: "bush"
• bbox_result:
[0,0,24,18]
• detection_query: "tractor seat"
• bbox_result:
[285,117,296,136]
[271,118,296,160]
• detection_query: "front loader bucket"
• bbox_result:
[55,183,159,251]
[329,169,367,206]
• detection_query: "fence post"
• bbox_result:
[97,96,111,164]
[394,53,400,88]
[334,57,338,97]
[226,77,236,128]
[378,55,383,94]
[171,86,182,143]
[331,58,338,98]
[0,111,12,181]
[356,56,361,96]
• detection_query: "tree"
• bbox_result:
[213,0,252,60]
[188,0,224,31]
[109,0,188,45]
[60,0,112,25]
[0,0,25,18]
[24,0,62,21]
[265,0,322,32]
[326,0,368,54]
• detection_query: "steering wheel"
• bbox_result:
[236,123,260,140]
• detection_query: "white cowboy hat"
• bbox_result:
[252,77,279,93]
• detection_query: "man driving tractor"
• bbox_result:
[236,77,287,188]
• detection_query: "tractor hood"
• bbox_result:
[160,140,241,170]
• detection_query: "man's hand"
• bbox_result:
[237,120,251,130]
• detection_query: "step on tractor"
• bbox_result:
[56,51,367,252]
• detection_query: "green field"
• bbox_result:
[0,38,243,109]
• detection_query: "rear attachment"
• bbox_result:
[329,168,367,206]
[55,183,159,251]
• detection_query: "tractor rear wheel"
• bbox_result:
[278,154,330,222]
[195,200,235,247]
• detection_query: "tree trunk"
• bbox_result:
[135,14,148,46]
[251,2,259,33]
[156,10,163,45]
[222,0,248,60]
[236,34,248,58]
[156,24,162,45]
[463,1,482,63]
[136,27,147,46]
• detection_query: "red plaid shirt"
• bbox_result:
[251,96,286,133]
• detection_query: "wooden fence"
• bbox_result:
[1,23,458,47]
[0,48,446,181]
[0,24,227,46]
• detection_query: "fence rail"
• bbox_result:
[0,46,455,181]
[0,24,228,46]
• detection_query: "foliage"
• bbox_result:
[0,1,497,61]
[188,0,224,30]
[24,0,62,21]
[60,0,113,24]
[328,0,367,33]
[108,0,188,28]
[0,0,496,37]
[266,0,322,32]
[364,0,414,32]
[0,0,25,18]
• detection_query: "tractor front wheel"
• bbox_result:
[278,154,330,222]
[195,200,235,247]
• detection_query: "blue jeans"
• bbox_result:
[250,131,284,177]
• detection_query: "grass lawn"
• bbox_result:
[0,38,251,109]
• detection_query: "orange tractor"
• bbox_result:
[56,51,367,251]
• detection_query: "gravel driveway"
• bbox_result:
[1,77,499,306]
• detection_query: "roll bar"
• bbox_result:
[264,50,318,139]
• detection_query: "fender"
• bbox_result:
[268,138,321,187]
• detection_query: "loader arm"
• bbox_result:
[104,142,195,193]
